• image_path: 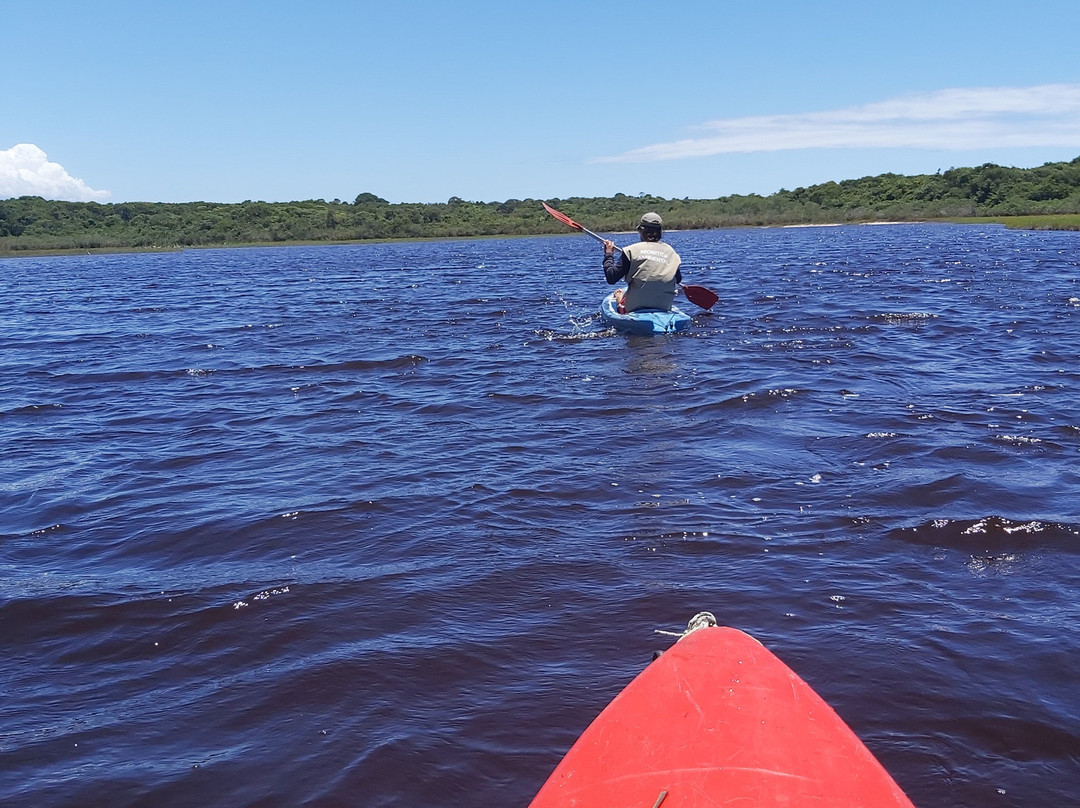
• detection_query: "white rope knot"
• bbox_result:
[655,611,717,638]
[684,610,717,634]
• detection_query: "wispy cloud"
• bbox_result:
[596,84,1080,163]
[0,143,110,201]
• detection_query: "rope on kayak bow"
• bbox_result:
[654,611,717,638]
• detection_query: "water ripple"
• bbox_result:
[2,225,1078,807]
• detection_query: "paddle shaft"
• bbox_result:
[576,225,607,244]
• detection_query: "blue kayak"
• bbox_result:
[599,292,692,335]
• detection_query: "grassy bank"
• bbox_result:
[3,214,1078,259]
[947,214,1080,230]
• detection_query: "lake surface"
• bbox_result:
[1,224,1078,807]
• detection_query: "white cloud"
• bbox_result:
[596,84,1080,163]
[0,143,111,201]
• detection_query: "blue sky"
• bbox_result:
[3,0,1079,204]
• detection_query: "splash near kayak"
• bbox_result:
[529,614,916,808]
[599,291,692,335]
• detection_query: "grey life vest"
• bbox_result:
[622,241,681,312]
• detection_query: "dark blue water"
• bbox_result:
[1,224,1078,807]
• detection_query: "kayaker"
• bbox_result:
[602,212,682,313]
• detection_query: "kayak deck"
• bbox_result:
[529,618,916,808]
[599,292,691,335]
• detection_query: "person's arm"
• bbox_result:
[603,240,629,285]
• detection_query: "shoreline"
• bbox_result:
[0,232,534,260]
[3,216,1077,260]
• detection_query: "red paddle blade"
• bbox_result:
[681,283,719,310]
[542,202,585,232]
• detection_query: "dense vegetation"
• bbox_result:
[3,157,1080,254]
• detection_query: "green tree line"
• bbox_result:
[3,157,1079,254]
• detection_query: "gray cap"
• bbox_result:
[639,212,663,227]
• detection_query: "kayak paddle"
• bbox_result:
[542,202,719,310]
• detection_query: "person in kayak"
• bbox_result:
[603,212,682,313]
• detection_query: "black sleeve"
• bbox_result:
[603,250,630,285]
